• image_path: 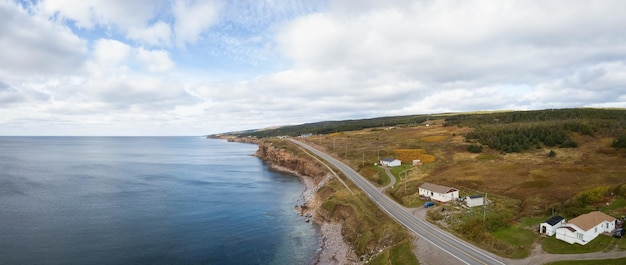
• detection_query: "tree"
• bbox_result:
[548,150,556,158]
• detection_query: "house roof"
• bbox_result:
[543,215,564,226]
[559,226,576,232]
[419,182,458,194]
[380,157,397,162]
[468,194,483,199]
[568,211,615,231]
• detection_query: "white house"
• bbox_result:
[380,158,401,167]
[540,215,565,236]
[556,211,616,245]
[418,182,459,203]
[466,194,484,207]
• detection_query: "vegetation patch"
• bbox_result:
[420,135,449,142]
[545,258,626,265]
[519,180,553,189]
[490,223,537,259]
[475,153,500,160]
[540,234,616,254]
[318,179,412,259]
[369,241,419,265]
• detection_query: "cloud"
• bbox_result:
[93,39,132,65]
[126,21,172,46]
[135,47,174,72]
[173,0,221,47]
[40,0,164,30]
[0,1,87,78]
[2,0,626,136]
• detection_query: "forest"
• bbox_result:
[444,108,626,153]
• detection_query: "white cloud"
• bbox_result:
[40,0,164,30]
[173,0,221,47]
[3,0,626,136]
[126,21,172,46]
[135,47,174,72]
[0,1,87,78]
[93,39,132,65]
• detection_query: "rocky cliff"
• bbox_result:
[255,141,327,185]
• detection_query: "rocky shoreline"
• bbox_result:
[267,163,359,265]
[218,136,362,264]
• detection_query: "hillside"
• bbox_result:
[217,108,626,258]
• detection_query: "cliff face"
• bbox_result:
[255,141,326,185]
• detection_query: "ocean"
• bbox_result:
[0,137,320,265]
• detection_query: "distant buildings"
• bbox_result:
[380,158,401,167]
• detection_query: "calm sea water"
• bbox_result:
[0,137,319,265]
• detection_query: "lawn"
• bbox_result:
[540,234,617,254]
[544,257,626,265]
[491,222,538,258]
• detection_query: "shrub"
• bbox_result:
[467,144,483,153]
[612,134,626,148]
[548,150,556,157]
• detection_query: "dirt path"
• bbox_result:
[405,206,626,265]
[377,167,396,193]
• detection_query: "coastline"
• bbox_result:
[217,136,361,264]
[267,163,359,265]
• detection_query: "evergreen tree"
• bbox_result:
[548,150,557,157]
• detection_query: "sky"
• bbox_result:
[1,0,626,136]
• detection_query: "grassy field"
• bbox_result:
[301,122,626,212]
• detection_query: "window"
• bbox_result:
[595,227,598,233]
[577,233,583,240]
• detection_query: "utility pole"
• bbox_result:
[333,139,336,150]
[483,192,488,228]
[404,171,407,196]
[345,144,348,158]
[362,152,364,167]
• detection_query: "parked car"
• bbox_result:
[424,201,435,208]
[615,228,623,238]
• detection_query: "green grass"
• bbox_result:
[390,165,413,179]
[369,241,419,265]
[491,223,538,258]
[475,153,500,160]
[377,168,391,186]
[602,196,626,212]
[544,257,626,265]
[540,234,617,254]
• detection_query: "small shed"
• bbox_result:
[466,194,484,207]
[412,159,422,166]
[380,158,401,167]
[418,182,459,203]
[540,215,565,236]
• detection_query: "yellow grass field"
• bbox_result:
[301,121,626,216]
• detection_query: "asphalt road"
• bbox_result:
[290,139,505,265]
